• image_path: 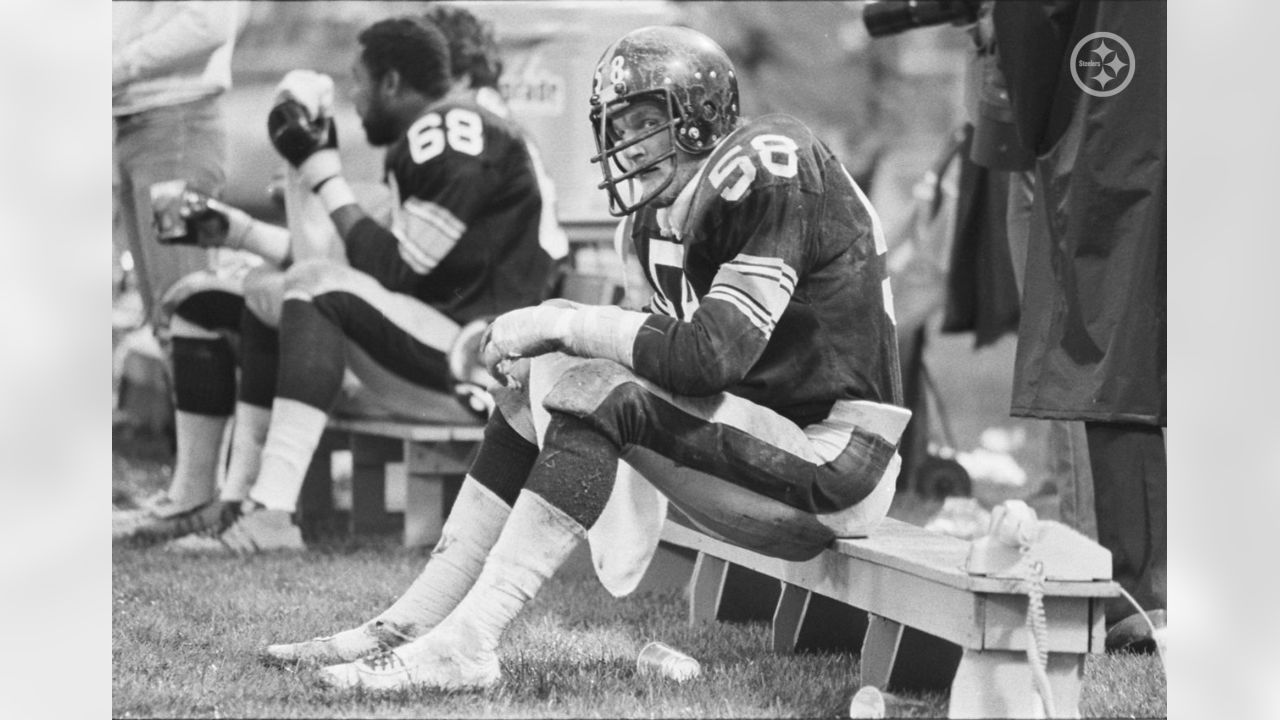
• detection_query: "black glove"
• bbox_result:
[267,99,338,167]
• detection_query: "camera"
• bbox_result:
[862,0,981,38]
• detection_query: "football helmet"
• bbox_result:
[588,26,739,216]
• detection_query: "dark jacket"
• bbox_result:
[994,0,1166,425]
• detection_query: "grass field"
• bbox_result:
[113,435,1166,719]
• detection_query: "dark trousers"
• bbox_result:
[1085,422,1167,624]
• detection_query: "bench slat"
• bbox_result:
[328,417,485,442]
[833,519,1118,597]
[661,519,1116,600]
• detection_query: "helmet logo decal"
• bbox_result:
[609,55,627,87]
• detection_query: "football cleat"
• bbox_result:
[166,507,304,555]
[115,500,241,548]
[316,623,499,692]
[262,619,414,667]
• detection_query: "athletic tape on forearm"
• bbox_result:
[227,217,290,265]
[562,305,647,369]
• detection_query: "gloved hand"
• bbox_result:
[273,69,334,121]
[150,181,250,248]
[267,70,341,188]
[175,188,257,249]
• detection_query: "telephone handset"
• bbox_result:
[964,500,1112,582]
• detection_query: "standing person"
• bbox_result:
[156,14,556,554]
[265,26,910,693]
[112,1,246,522]
[993,0,1166,652]
[112,1,246,333]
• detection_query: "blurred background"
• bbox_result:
[113,0,1051,526]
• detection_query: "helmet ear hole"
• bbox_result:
[702,101,718,121]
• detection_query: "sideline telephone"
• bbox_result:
[964,500,1112,582]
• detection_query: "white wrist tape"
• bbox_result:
[315,175,357,214]
[563,305,647,369]
[214,201,290,264]
[299,148,343,192]
[242,222,291,265]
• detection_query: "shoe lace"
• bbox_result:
[360,649,405,672]
[370,620,414,649]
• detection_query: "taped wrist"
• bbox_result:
[562,305,646,368]
[299,147,343,192]
[313,174,356,214]
[232,221,290,265]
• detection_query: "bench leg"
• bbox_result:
[403,441,475,548]
[859,614,904,689]
[297,429,341,541]
[772,584,809,653]
[688,552,727,625]
[349,434,404,537]
[947,649,1085,719]
[633,542,697,595]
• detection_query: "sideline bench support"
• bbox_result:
[660,517,1118,717]
[300,418,484,547]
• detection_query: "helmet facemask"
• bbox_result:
[589,91,681,217]
[587,26,740,218]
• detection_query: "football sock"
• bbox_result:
[522,412,617,527]
[167,411,228,512]
[374,478,512,635]
[406,490,585,661]
[168,329,236,513]
[220,402,272,502]
[246,397,328,514]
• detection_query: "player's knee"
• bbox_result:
[540,359,640,417]
[543,363,656,446]
[243,265,286,327]
[163,271,243,338]
[282,258,348,298]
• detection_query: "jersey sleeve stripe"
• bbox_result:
[727,254,799,283]
[705,287,774,335]
[711,254,798,328]
[393,198,468,275]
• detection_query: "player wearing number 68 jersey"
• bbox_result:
[136,13,558,557]
[366,82,551,323]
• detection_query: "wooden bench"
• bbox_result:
[659,515,1120,718]
[299,418,484,547]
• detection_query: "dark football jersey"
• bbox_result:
[368,90,552,324]
[627,114,903,426]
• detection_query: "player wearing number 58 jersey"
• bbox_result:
[283,26,913,694]
[622,112,902,426]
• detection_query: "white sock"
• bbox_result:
[220,403,272,502]
[247,398,329,513]
[167,411,229,512]
[410,490,585,659]
[375,478,511,635]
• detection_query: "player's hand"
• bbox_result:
[273,69,335,120]
[268,70,341,187]
[479,306,576,382]
[177,189,256,249]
